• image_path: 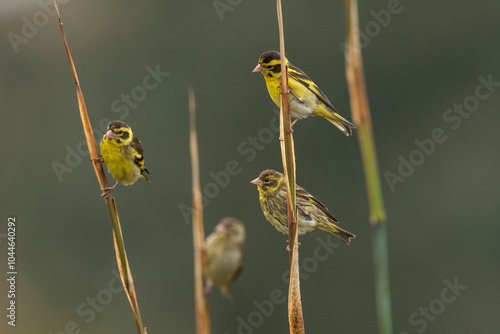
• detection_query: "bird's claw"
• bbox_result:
[297,204,307,215]
[92,156,104,163]
[286,239,301,251]
[204,284,213,295]
[101,188,113,197]
[100,181,119,197]
[278,86,304,103]
[290,90,305,103]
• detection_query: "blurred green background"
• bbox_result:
[1,0,499,333]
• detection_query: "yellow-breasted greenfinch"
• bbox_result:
[99,120,150,196]
[251,169,355,244]
[253,50,355,136]
[205,217,245,298]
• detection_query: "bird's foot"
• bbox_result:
[277,86,304,102]
[92,156,104,163]
[101,189,113,198]
[204,284,213,295]
[289,89,305,103]
[101,181,119,197]
[296,204,307,215]
[286,240,301,251]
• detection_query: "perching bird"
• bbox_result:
[205,217,245,298]
[253,50,355,136]
[251,169,355,244]
[99,120,150,196]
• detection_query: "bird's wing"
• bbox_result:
[288,63,337,112]
[231,245,244,282]
[130,136,150,175]
[296,185,339,223]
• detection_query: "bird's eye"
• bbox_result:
[264,177,269,183]
[116,130,123,135]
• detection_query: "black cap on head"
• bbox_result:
[259,51,281,63]
[108,120,129,130]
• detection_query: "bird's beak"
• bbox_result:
[250,178,262,186]
[105,130,115,139]
[215,224,226,234]
[252,64,265,73]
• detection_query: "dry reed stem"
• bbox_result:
[54,2,145,333]
[276,1,304,332]
[189,88,211,334]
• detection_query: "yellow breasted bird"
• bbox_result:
[99,120,150,196]
[205,217,245,298]
[253,50,355,136]
[251,169,355,244]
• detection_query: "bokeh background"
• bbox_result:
[1,0,499,333]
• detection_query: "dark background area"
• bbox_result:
[1,0,499,333]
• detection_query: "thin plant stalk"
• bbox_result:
[344,1,392,333]
[189,88,211,334]
[276,0,304,332]
[54,2,146,333]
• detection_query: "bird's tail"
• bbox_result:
[319,108,356,136]
[141,167,151,183]
[219,284,234,301]
[318,221,356,245]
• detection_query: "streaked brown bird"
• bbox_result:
[205,217,245,298]
[251,169,355,244]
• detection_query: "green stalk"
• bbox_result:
[344,1,392,333]
[358,122,387,223]
[372,224,391,334]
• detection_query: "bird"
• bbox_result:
[204,217,245,298]
[251,169,355,245]
[99,120,150,196]
[252,50,355,136]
